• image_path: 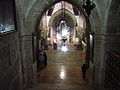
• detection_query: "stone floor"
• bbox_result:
[26,44,93,90]
[46,46,85,66]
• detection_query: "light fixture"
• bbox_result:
[57,33,61,40]
[82,0,96,17]
[62,29,68,36]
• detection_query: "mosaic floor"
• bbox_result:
[26,44,93,90]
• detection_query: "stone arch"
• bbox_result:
[20,0,101,88]
[106,0,120,34]
[98,1,120,90]
[49,9,77,28]
[103,0,120,52]
[89,8,101,33]
[24,0,88,35]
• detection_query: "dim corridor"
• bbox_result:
[27,44,93,90]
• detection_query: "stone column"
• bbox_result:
[93,33,120,90]
[92,34,105,90]
[20,35,37,88]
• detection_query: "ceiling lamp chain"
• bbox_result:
[61,0,66,21]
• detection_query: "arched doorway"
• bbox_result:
[21,0,101,88]
[35,1,87,68]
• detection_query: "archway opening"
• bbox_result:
[36,1,87,63]
[34,1,92,86]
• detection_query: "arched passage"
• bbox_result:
[19,0,101,88]
[1,0,120,90]
[35,1,87,63]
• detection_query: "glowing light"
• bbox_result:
[76,37,79,43]
[47,38,50,40]
[82,41,86,46]
[57,34,61,40]
[62,29,68,36]
[90,34,93,41]
[61,46,67,52]
[60,71,65,80]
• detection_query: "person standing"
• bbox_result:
[37,49,44,69]
[81,64,87,79]
[43,51,47,67]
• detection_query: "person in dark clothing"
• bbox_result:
[81,64,88,79]
[43,51,47,67]
[37,49,44,69]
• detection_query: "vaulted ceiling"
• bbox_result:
[49,9,77,28]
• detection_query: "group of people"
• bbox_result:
[37,49,47,69]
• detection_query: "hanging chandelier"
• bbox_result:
[82,0,96,17]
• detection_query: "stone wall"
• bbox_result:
[0,32,22,90]
[19,35,37,88]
